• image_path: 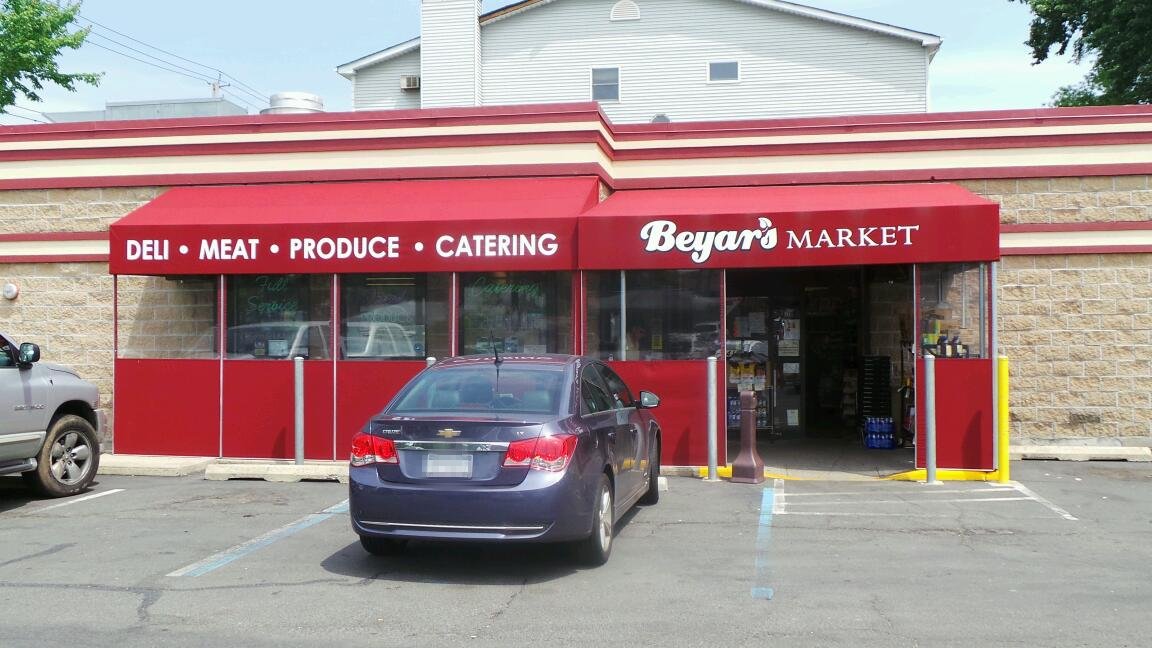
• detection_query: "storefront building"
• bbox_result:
[3,103,1152,468]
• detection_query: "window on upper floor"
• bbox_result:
[609,0,640,21]
[592,67,620,102]
[709,61,740,83]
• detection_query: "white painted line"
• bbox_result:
[1010,482,1079,521]
[38,489,125,511]
[771,478,786,515]
[784,496,1034,506]
[781,487,1016,498]
[779,512,957,517]
[167,499,349,578]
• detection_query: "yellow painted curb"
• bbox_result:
[884,469,1003,482]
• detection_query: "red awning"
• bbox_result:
[578,183,1000,269]
[109,177,600,275]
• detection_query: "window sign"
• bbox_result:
[459,272,572,355]
[226,275,331,359]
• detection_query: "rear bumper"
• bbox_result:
[349,466,595,543]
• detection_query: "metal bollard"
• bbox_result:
[924,354,940,484]
[731,390,765,483]
[705,356,720,482]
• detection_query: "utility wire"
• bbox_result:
[77,12,269,104]
[1,110,48,124]
[84,39,213,84]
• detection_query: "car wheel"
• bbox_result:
[638,436,660,506]
[359,535,406,556]
[574,474,614,566]
[23,415,100,498]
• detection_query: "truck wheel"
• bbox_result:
[24,415,100,498]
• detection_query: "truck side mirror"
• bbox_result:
[17,342,40,366]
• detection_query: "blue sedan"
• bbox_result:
[349,354,661,566]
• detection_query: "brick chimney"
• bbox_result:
[420,0,482,108]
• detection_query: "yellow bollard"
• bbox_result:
[997,356,1010,484]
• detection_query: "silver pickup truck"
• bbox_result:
[0,331,104,497]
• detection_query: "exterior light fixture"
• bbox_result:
[2,283,18,300]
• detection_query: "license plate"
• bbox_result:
[426,453,473,478]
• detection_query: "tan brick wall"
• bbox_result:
[0,187,163,234]
[960,176,1152,443]
[0,262,114,435]
[959,176,1152,225]
[0,187,165,445]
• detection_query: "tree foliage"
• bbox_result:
[0,0,100,110]
[1013,0,1152,106]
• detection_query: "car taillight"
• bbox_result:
[350,432,399,466]
[503,434,577,472]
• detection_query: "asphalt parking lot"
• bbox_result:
[2,460,1150,648]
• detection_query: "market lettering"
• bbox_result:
[640,218,778,264]
[786,225,920,250]
[200,238,259,260]
[126,239,169,261]
[289,236,399,260]
[436,233,558,258]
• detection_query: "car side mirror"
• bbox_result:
[638,390,660,409]
[17,342,40,366]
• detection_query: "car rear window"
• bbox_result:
[391,364,565,415]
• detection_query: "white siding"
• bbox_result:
[352,50,423,111]
[421,0,482,107]
[480,0,929,122]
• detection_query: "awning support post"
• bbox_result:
[294,356,305,466]
[705,356,720,482]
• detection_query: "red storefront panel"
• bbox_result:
[221,361,334,460]
[335,361,427,459]
[580,183,1000,270]
[114,359,220,456]
[609,360,721,467]
[915,358,995,471]
[109,177,599,275]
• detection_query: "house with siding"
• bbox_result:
[337,0,941,122]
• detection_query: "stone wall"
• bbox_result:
[960,177,1152,445]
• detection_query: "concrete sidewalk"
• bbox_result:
[97,443,1150,485]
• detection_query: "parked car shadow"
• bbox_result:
[0,475,101,512]
[321,506,643,585]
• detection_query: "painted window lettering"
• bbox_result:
[640,218,778,264]
[435,233,558,258]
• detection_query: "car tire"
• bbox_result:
[23,414,100,498]
[638,436,660,506]
[574,474,614,566]
[359,535,406,556]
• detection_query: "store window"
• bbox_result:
[340,274,450,360]
[585,270,721,361]
[592,67,620,102]
[917,263,987,359]
[459,272,572,355]
[116,275,218,359]
[226,275,331,359]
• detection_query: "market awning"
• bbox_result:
[109,177,600,275]
[578,183,999,270]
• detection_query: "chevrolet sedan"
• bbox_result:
[349,354,661,566]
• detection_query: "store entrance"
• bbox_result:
[725,266,915,476]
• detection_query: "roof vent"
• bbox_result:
[260,92,324,115]
[610,0,640,21]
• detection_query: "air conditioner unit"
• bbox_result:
[399,75,421,90]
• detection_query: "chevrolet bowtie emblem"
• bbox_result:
[437,428,462,439]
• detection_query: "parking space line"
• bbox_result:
[167,499,349,578]
[1010,482,1079,521]
[781,487,1016,498]
[39,489,125,511]
[752,478,783,601]
[784,496,1033,506]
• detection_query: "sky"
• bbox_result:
[0,0,1091,125]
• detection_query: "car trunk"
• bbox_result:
[368,418,545,485]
